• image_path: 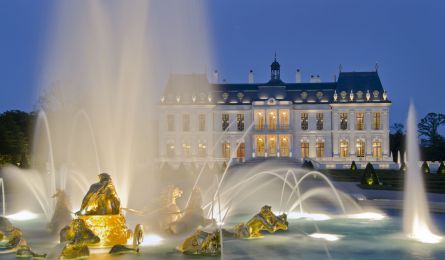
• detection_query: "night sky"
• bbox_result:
[1,0,444,126]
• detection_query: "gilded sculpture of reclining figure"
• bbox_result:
[233,205,288,239]
[177,229,221,256]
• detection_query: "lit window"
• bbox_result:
[280,135,290,157]
[268,110,277,130]
[373,112,381,130]
[356,112,364,130]
[340,113,348,130]
[222,114,229,131]
[198,114,206,131]
[373,140,382,159]
[301,141,309,158]
[356,140,365,158]
[340,141,348,158]
[237,143,245,159]
[222,142,230,158]
[255,111,265,130]
[167,115,175,131]
[316,141,325,158]
[183,114,190,132]
[182,143,191,157]
[279,110,289,130]
[316,113,323,130]
[301,113,308,130]
[268,135,277,156]
[256,136,265,157]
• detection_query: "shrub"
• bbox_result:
[438,161,445,175]
[421,161,430,174]
[350,160,357,172]
[361,162,381,186]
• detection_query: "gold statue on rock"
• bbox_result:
[58,218,100,259]
[234,205,288,238]
[158,185,183,231]
[67,173,130,247]
[0,216,23,253]
[177,229,221,256]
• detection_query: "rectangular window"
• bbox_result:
[237,114,244,131]
[182,143,191,157]
[167,115,175,131]
[340,113,348,130]
[198,143,206,157]
[268,110,277,130]
[222,114,229,131]
[279,110,289,130]
[373,141,382,159]
[373,112,381,130]
[279,135,290,157]
[316,113,323,130]
[198,114,206,131]
[183,114,190,132]
[356,140,365,158]
[340,141,348,158]
[301,141,309,158]
[256,135,265,157]
[268,135,277,156]
[255,110,265,130]
[301,113,308,130]
[316,142,325,158]
[356,112,364,130]
[237,143,245,159]
[222,142,231,158]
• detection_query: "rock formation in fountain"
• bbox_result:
[109,224,144,255]
[15,240,47,259]
[231,205,288,239]
[403,104,442,243]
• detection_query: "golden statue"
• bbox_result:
[108,224,144,255]
[177,229,221,256]
[0,216,23,252]
[158,185,183,231]
[77,173,120,216]
[233,205,288,238]
[167,188,214,234]
[58,218,100,259]
[16,240,47,259]
[69,173,130,247]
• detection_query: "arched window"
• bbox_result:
[301,141,309,158]
[316,141,325,158]
[356,140,365,158]
[222,142,231,158]
[373,140,382,159]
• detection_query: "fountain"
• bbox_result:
[403,104,442,243]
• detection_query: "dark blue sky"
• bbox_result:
[1,0,444,126]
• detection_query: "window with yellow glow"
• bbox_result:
[268,135,277,156]
[237,143,245,159]
[356,112,364,130]
[237,114,244,131]
[222,142,230,158]
[182,143,191,157]
[280,135,290,157]
[256,136,265,157]
[316,141,325,158]
[198,143,206,157]
[356,140,365,157]
[340,141,348,158]
[340,113,348,130]
[316,113,323,130]
[279,110,289,130]
[373,140,382,159]
[373,112,381,130]
[255,111,265,130]
[301,141,309,158]
[301,113,308,130]
[167,144,175,157]
[268,110,277,130]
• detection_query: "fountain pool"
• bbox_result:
[2,209,445,260]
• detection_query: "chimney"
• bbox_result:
[296,68,302,83]
[212,70,219,83]
[309,74,321,83]
[248,70,254,83]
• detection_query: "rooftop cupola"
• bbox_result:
[270,55,281,81]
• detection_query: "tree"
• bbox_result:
[390,123,405,163]
[0,110,34,167]
[418,113,445,161]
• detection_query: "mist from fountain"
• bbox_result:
[403,104,442,243]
